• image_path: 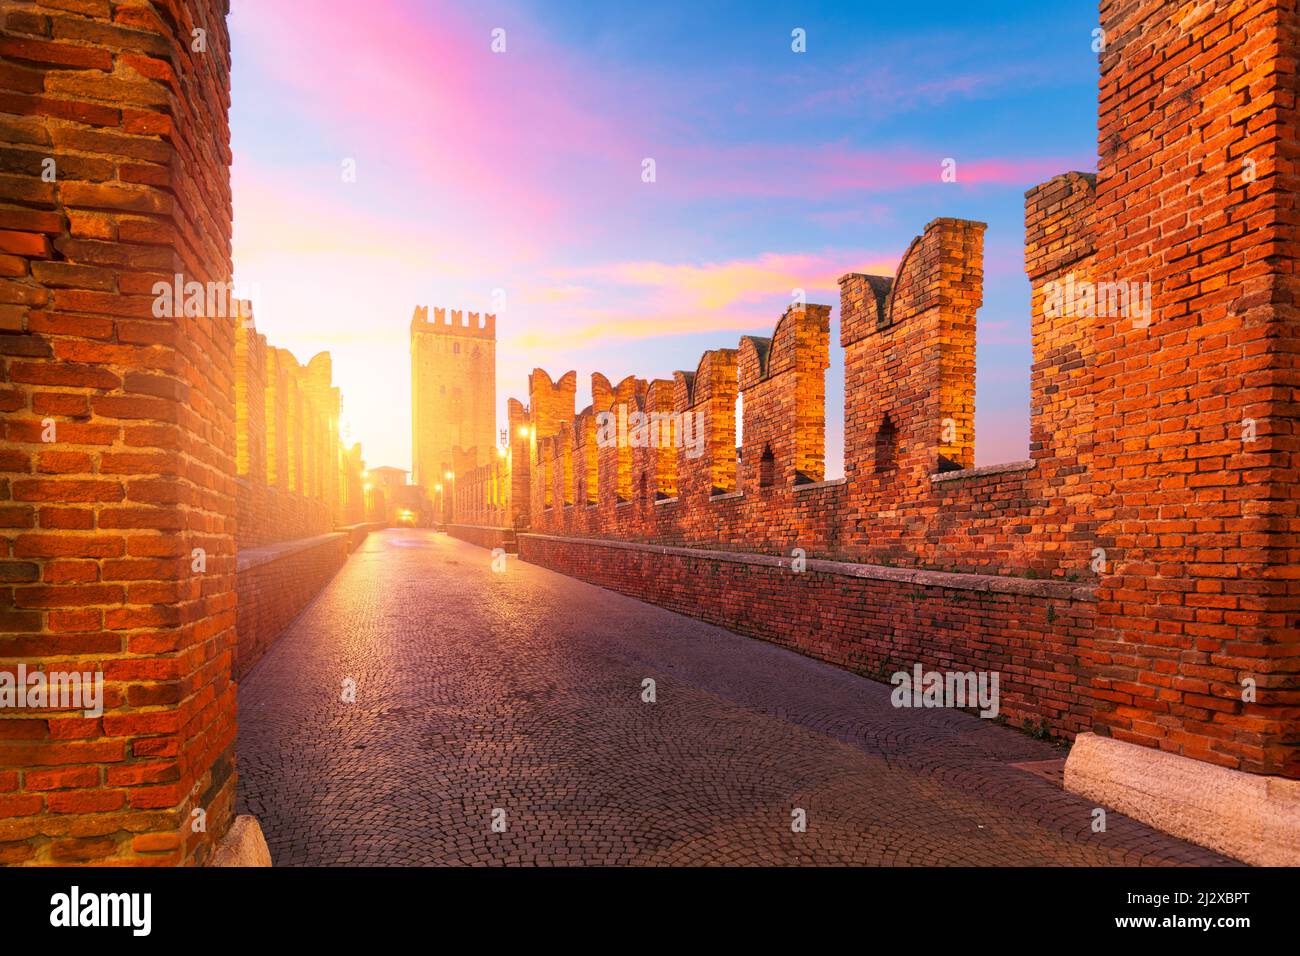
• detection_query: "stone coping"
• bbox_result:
[709,490,744,502]
[654,496,679,506]
[1065,733,1300,866]
[930,460,1035,483]
[518,533,1093,601]
[337,521,385,534]
[236,532,348,573]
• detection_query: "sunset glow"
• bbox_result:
[229,0,1097,472]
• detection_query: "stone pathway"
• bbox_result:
[236,530,1233,866]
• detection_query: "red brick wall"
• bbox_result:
[234,533,348,680]
[446,523,515,553]
[233,318,341,549]
[520,534,1095,736]
[1090,0,1300,778]
[0,0,238,864]
[511,200,1099,579]
[235,478,330,550]
[476,3,1300,781]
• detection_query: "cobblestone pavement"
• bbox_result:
[236,530,1234,866]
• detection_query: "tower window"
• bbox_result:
[453,342,461,354]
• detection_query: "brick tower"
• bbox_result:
[410,307,497,491]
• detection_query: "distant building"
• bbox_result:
[410,306,496,493]
[368,465,408,491]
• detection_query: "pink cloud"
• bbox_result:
[231,0,645,254]
[526,250,894,347]
[557,251,894,309]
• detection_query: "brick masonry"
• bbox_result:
[446,522,516,553]
[493,199,1112,753]
[410,305,496,498]
[0,0,1295,867]
[1089,0,1300,780]
[0,0,241,866]
[475,2,1300,786]
[519,534,1096,737]
[234,532,349,681]
[471,210,1101,579]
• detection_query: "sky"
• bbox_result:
[228,0,1099,476]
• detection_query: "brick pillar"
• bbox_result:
[645,379,677,498]
[0,0,240,864]
[325,386,339,525]
[1065,0,1300,866]
[611,375,645,503]
[688,350,738,497]
[263,349,284,489]
[839,218,984,558]
[281,355,301,495]
[233,315,267,485]
[1023,172,1098,570]
[791,305,831,484]
[507,398,530,528]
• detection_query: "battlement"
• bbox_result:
[410,304,497,339]
[476,202,1088,577]
[231,314,368,548]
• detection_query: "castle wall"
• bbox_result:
[232,317,343,549]
[475,127,1300,789]
[498,204,1105,744]
[513,199,1102,579]
[519,534,1095,738]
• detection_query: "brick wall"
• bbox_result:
[505,202,1099,579]
[519,534,1095,737]
[469,2,1300,781]
[231,308,349,550]
[1090,0,1300,778]
[446,523,515,553]
[0,0,239,864]
[484,204,1112,742]
[234,532,348,680]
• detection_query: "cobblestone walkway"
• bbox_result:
[236,530,1233,866]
